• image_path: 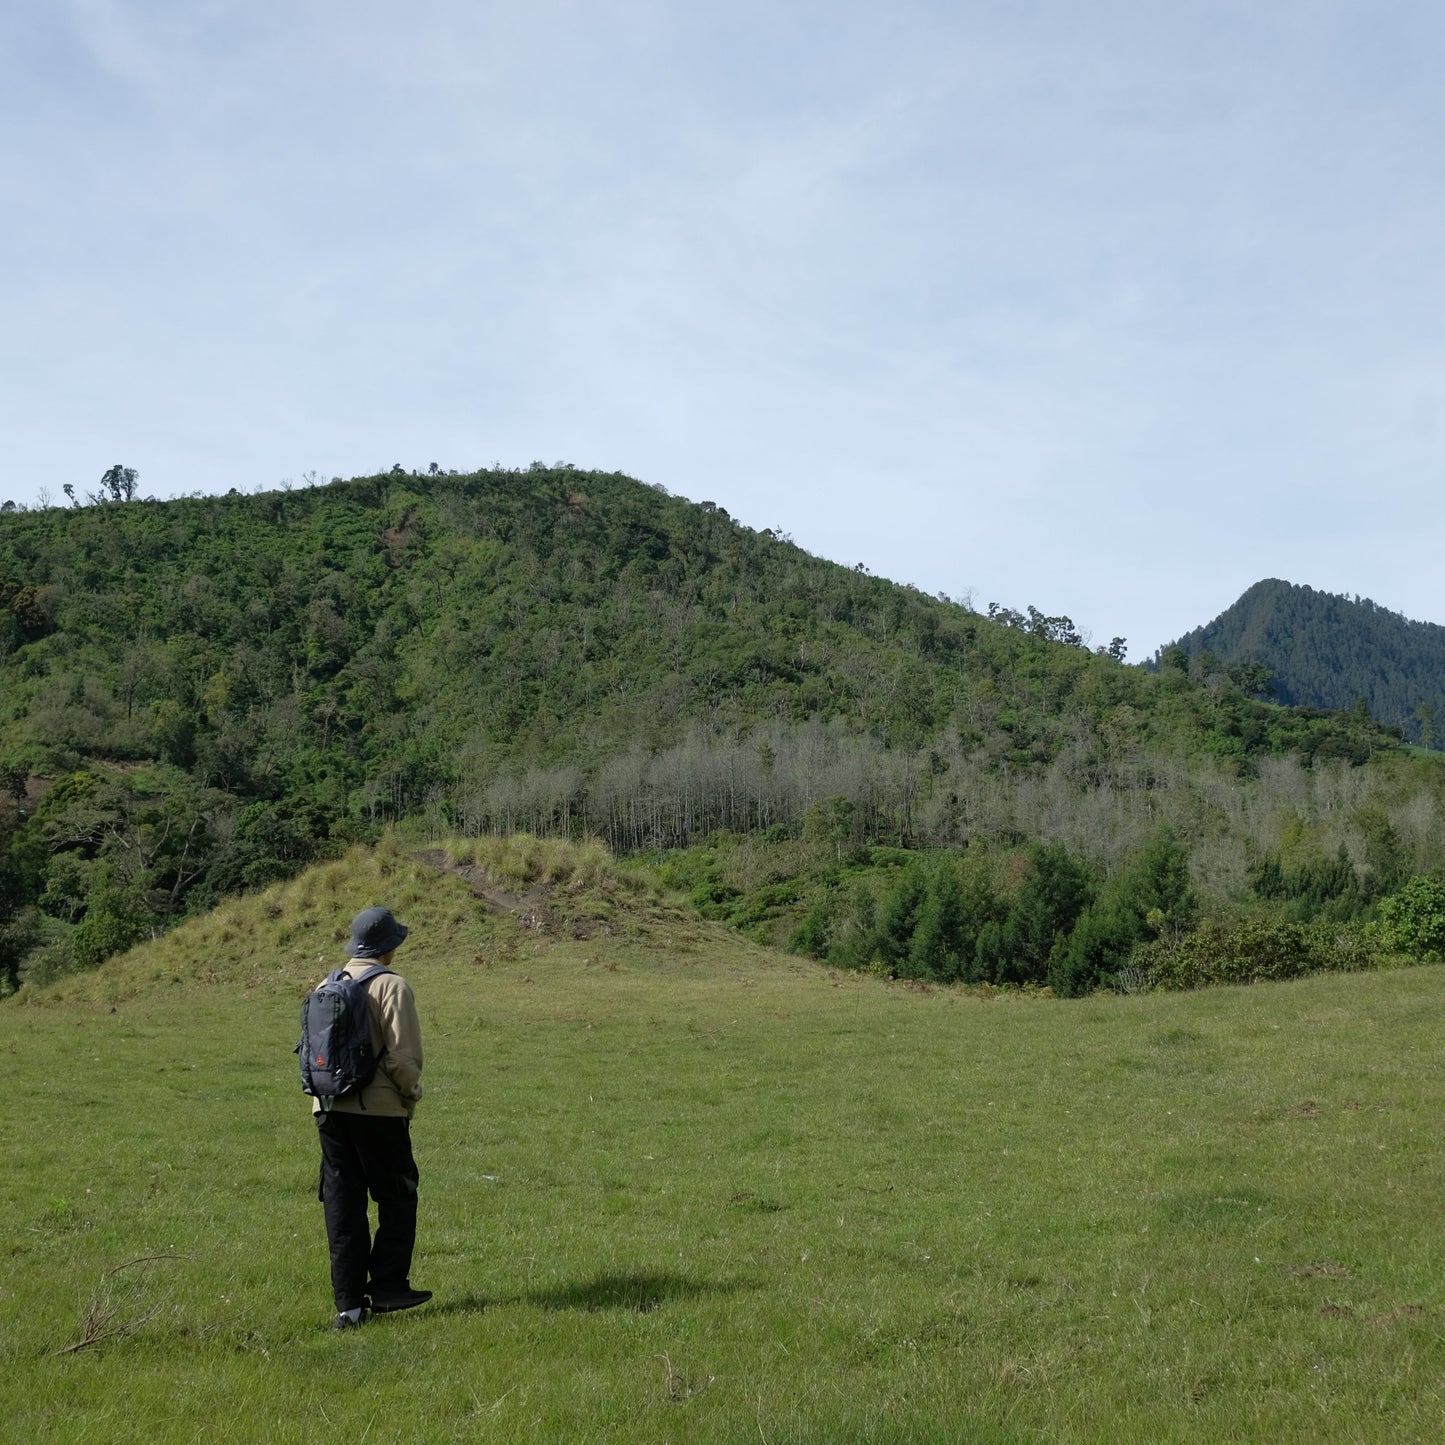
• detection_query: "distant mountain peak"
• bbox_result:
[1160,580,1445,744]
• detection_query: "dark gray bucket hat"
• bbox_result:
[347,906,409,958]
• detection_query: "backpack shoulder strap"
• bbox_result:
[346,964,392,1093]
[345,964,391,987]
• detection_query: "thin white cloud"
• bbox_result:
[4,1,1445,652]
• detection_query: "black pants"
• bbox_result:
[316,1112,419,1312]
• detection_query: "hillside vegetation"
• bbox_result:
[2,468,1442,994]
[1160,578,1445,745]
[4,845,1444,1442]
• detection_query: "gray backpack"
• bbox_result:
[296,965,387,1103]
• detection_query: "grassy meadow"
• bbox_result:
[2,841,1444,1442]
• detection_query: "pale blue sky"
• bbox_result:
[4,1,1443,655]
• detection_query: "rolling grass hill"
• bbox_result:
[3,841,1443,1442]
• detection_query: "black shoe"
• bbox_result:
[369,1287,433,1314]
[332,1309,366,1330]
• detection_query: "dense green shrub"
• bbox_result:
[1142,916,1377,991]
[1377,876,1445,961]
[787,893,833,956]
[71,876,151,969]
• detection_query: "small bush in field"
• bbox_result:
[1377,876,1445,961]
[1142,916,1379,991]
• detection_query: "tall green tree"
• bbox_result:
[906,864,970,980]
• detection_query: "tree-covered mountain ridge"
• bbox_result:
[2,467,1440,993]
[1159,578,1445,746]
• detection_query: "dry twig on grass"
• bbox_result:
[53,1253,185,1356]
[656,1350,715,1403]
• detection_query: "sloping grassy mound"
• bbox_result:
[11,834,742,1009]
[13,840,477,1006]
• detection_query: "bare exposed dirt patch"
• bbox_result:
[413,847,642,941]
[0,773,53,825]
[416,848,550,913]
[1286,1262,1352,1280]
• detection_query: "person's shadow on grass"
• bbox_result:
[425,1269,746,1318]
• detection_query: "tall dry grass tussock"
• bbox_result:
[453,833,620,892]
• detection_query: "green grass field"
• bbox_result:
[2,846,1443,1442]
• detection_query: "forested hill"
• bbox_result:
[0,468,1407,986]
[1159,579,1445,746]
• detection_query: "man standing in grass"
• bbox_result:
[314,906,431,1330]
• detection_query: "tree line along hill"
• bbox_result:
[2,466,1444,996]
[1158,577,1445,747]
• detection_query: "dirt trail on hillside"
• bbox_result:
[414,848,547,913]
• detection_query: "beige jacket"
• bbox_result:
[310,964,424,1118]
